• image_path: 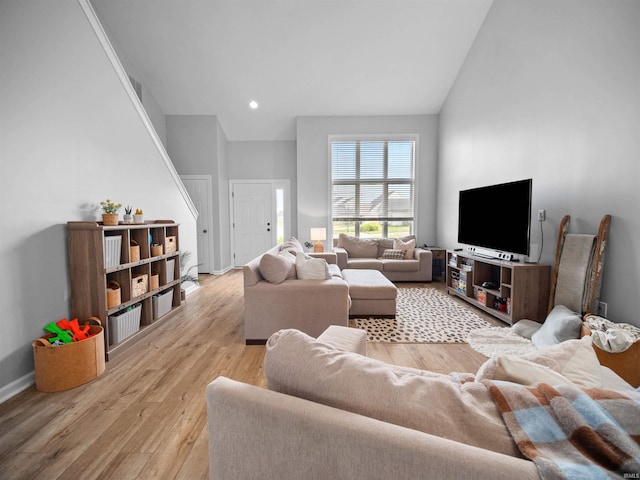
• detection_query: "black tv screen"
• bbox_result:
[457,179,532,256]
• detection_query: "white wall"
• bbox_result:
[227,141,298,235]
[0,0,197,395]
[166,115,232,273]
[296,115,439,245]
[438,0,640,325]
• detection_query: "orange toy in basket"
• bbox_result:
[56,318,93,342]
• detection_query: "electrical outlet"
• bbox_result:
[537,209,546,221]
[598,301,608,317]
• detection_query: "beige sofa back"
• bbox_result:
[243,246,350,343]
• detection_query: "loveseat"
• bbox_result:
[207,327,639,479]
[243,240,349,343]
[333,233,432,282]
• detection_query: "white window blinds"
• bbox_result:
[331,139,415,237]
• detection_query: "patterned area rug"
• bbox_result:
[352,287,492,343]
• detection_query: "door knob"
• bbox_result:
[203,229,208,233]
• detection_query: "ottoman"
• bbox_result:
[342,269,397,318]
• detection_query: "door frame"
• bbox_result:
[229,179,291,267]
[180,174,214,274]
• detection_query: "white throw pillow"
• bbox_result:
[295,252,330,280]
[512,319,542,339]
[531,304,582,347]
[393,238,416,259]
[259,252,296,284]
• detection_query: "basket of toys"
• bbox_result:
[32,317,105,392]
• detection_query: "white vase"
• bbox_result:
[134,214,144,224]
[123,214,133,224]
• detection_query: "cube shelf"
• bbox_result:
[67,220,183,360]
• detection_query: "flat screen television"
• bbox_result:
[457,179,532,257]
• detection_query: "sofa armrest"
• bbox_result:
[333,246,349,270]
[207,377,539,480]
[308,252,337,264]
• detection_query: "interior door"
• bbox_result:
[232,183,274,266]
[180,176,212,274]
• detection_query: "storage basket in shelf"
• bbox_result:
[150,273,159,290]
[165,236,177,254]
[166,258,175,282]
[108,303,142,345]
[153,289,173,319]
[32,318,105,392]
[106,280,121,308]
[131,274,148,298]
[130,239,140,262]
[151,244,163,256]
[104,235,122,268]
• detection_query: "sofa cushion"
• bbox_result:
[381,258,420,272]
[345,258,383,271]
[393,238,416,259]
[381,249,406,260]
[264,329,521,457]
[337,233,379,258]
[281,237,304,255]
[476,336,602,388]
[377,235,415,257]
[259,251,296,284]
[295,252,330,280]
[531,304,581,347]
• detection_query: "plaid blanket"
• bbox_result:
[486,380,640,479]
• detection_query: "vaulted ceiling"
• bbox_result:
[91,0,493,141]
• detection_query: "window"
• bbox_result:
[331,139,415,239]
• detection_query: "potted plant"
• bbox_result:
[304,241,313,252]
[134,208,144,224]
[123,205,133,224]
[100,199,122,226]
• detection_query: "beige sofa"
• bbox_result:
[207,327,636,479]
[333,233,433,282]
[243,243,350,343]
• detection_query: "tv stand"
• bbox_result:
[446,250,550,325]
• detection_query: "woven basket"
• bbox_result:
[32,317,105,392]
[102,213,119,226]
[106,280,121,309]
[130,239,140,262]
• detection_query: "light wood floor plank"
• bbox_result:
[0,269,500,479]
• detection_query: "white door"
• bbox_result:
[232,183,274,266]
[180,176,212,274]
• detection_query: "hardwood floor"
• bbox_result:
[0,270,501,479]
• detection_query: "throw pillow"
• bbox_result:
[381,249,406,260]
[476,336,602,388]
[393,238,416,259]
[259,252,296,284]
[511,319,542,339]
[281,237,303,255]
[295,252,330,280]
[377,235,415,257]
[337,233,378,258]
[531,304,582,347]
[264,329,521,457]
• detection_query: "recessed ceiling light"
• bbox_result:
[249,100,259,109]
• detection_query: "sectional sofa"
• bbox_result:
[333,233,433,282]
[207,327,638,479]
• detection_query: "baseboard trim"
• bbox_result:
[0,372,34,404]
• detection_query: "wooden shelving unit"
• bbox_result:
[446,250,550,325]
[67,220,182,359]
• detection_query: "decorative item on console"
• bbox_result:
[100,199,122,225]
[310,227,326,253]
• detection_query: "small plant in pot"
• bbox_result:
[100,199,122,226]
[123,205,133,224]
[134,208,144,224]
